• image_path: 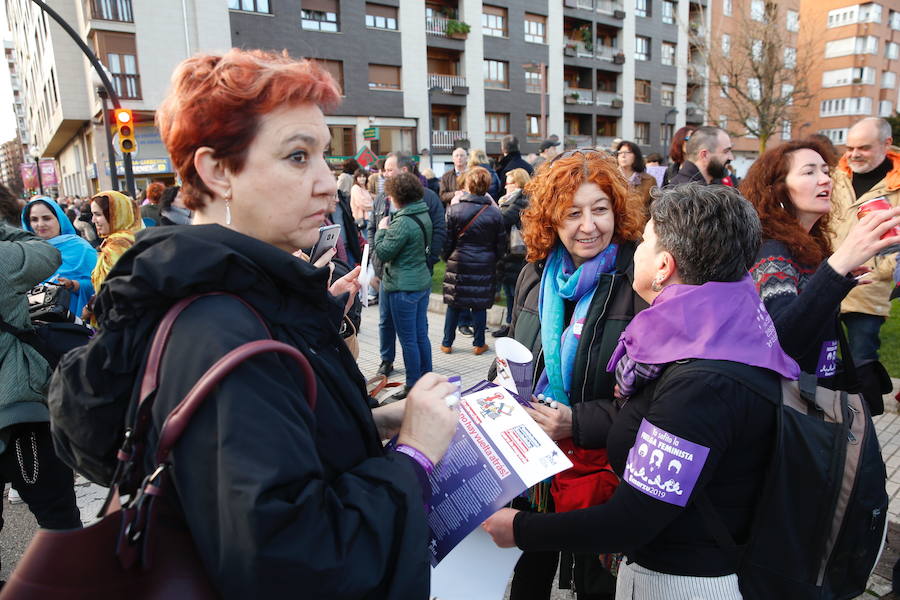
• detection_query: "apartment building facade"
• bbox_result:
[6,0,231,196]
[229,0,704,172]
[798,0,900,148]
[699,0,801,174]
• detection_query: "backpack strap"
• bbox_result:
[651,359,784,569]
[398,213,430,256]
[0,313,53,365]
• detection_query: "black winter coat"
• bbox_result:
[49,225,431,599]
[496,152,535,184]
[496,190,529,284]
[442,194,506,309]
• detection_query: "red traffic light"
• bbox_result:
[114,109,136,153]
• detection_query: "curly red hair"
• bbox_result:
[739,138,836,267]
[157,49,341,210]
[521,151,644,263]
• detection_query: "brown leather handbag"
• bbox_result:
[0,294,317,599]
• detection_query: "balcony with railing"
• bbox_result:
[86,0,133,22]
[595,136,617,148]
[428,74,467,92]
[564,87,594,105]
[595,91,622,107]
[426,15,449,36]
[563,0,596,9]
[111,73,141,99]
[596,0,624,16]
[432,130,468,150]
[595,45,623,62]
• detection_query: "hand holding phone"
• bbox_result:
[309,224,342,263]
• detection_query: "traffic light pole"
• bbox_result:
[29,0,136,198]
[97,88,119,192]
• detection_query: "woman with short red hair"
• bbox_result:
[49,49,459,598]
[489,150,645,599]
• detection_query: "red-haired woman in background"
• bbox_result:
[50,49,459,598]
[743,138,900,411]
[662,125,696,187]
[490,150,645,600]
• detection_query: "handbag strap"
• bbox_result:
[114,293,272,490]
[457,204,490,239]
[155,339,316,464]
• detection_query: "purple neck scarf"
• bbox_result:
[607,275,799,380]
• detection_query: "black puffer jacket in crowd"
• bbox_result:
[442,194,506,309]
[496,190,529,285]
[49,225,430,599]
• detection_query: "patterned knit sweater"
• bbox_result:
[750,239,855,376]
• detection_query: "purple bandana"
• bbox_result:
[607,275,799,380]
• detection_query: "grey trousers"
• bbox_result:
[615,560,742,600]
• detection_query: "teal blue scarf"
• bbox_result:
[536,243,618,405]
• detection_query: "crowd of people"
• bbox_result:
[0,47,898,600]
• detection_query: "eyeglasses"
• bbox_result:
[613,150,634,156]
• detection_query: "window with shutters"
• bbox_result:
[661,83,675,107]
[486,113,510,140]
[94,31,141,99]
[635,36,650,61]
[318,59,344,94]
[635,79,651,103]
[662,1,675,24]
[524,13,546,43]
[365,4,397,30]
[661,42,676,65]
[634,122,649,145]
[484,59,509,89]
[483,5,507,37]
[301,0,339,32]
[368,64,401,90]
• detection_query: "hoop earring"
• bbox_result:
[651,278,664,292]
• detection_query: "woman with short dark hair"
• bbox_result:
[441,166,505,354]
[373,171,433,398]
[615,140,656,217]
[484,184,799,600]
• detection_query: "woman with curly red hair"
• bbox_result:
[488,150,645,599]
[743,138,898,402]
[49,49,459,598]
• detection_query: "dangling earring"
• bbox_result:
[224,190,232,225]
[651,277,664,292]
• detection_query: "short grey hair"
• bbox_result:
[650,184,760,285]
[685,126,725,160]
[501,135,519,154]
[853,117,893,142]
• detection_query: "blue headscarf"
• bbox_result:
[21,198,97,315]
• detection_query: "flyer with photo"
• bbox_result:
[425,383,572,566]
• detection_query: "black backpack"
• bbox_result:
[659,360,888,600]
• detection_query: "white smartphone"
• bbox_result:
[309,224,342,262]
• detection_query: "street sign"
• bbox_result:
[363,127,379,140]
[355,145,378,168]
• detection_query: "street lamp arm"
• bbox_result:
[29,0,122,109]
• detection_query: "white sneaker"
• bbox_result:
[8,487,23,504]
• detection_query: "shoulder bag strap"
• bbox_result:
[155,339,316,464]
[399,213,430,253]
[457,204,490,239]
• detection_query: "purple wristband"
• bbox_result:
[395,444,434,475]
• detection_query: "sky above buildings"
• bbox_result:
[0,6,17,144]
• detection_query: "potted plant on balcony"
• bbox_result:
[565,91,580,104]
[613,51,625,64]
[445,19,471,40]
[610,97,624,108]
[578,26,593,52]
[564,43,577,57]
